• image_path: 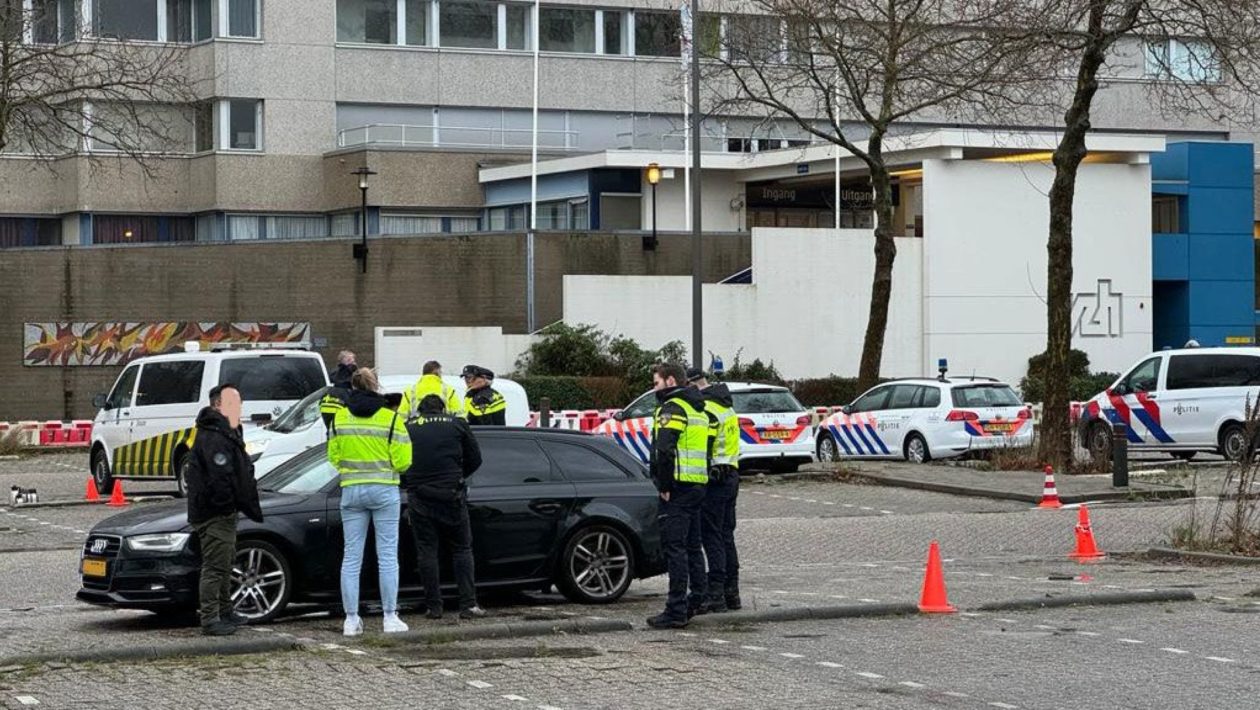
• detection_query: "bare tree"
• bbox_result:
[0,1,199,170]
[1033,0,1260,470]
[701,0,1046,391]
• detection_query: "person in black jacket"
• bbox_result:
[461,365,507,426]
[184,384,264,636]
[404,394,485,620]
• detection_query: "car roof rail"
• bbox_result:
[207,342,311,352]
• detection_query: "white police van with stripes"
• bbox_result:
[816,377,1032,463]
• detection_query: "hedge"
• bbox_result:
[515,376,631,411]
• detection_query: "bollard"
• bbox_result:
[1111,422,1129,488]
[540,397,551,429]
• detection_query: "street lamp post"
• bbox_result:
[645,162,661,251]
[351,166,376,274]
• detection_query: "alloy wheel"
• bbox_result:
[231,546,287,620]
[568,530,630,601]
[907,437,927,464]
[818,434,838,462]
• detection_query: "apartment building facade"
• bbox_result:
[0,0,1252,249]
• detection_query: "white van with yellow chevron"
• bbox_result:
[89,345,329,497]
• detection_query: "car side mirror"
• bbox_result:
[250,413,273,424]
[613,411,626,421]
[93,393,110,410]
[841,405,852,415]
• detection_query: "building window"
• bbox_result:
[405,0,428,44]
[601,9,625,55]
[449,215,479,232]
[539,6,594,53]
[1152,195,1183,233]
[440,0,496,49]
[633,10,679,57]
[220,99,261,150]
[381,213,441,234]
[31,0,61,43]
[487,205,526,231]
[1147,39,1220,83]
[267,215,327,239]
[331,212,359,236]
[726,14,780,62]
[337,0,395,43]
[504,3,527,49]
[0,217,62,248]
[94,0,159,40]
[223,0,257,37]
[193,102,213,152]
[194,213,220,241]
[226,214,262,240]
[93,215,195,244]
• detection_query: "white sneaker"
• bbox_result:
[343,615,363,637]
[383,613,409,634]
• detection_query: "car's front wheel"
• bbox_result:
[230,539,292,623]
[91,448,115,496]
[556,525,635,604]
[904,433,930,464]
[172,449,189,499]
[816,431,841,462]
[1087,422,1113,463]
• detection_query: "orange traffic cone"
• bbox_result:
[918,540,957,614]
[84,477,101,503]
[1038,465,1063,509]
[106,480,127,508]
[1069,505,1105,562]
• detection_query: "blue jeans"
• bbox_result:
[340,484,401,615]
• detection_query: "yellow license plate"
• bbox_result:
[987,423,1014,432]
[81,558,107,577]
[762,429,793,440]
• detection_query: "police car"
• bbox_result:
[89,345,329,497]
[1078,347,1260,461]
[816,377,1032,463]
[592,382,816,472]
[245,374,531,477]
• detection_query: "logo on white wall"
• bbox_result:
[1072,279,1123,338]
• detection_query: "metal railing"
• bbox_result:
[337,123,580,151]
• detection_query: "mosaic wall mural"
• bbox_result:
[23,322,312,366]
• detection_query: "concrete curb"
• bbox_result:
[0,636,301,667]
[972,588,1197,612]
[386,617,633,644]
[4,496,173,510]
[1145,546,1260,566]
[841,471,1192,504]
[686,602,918,626]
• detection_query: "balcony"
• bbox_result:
[336,123,580,152]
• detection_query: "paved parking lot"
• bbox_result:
[1,452,1257,709]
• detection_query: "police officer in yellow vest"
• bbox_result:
[319,351,358,432]
[646,362,713,629]
[461,365,507,426]
[327,368,413,637]
[400,360,463,421]
[689,367,742,613]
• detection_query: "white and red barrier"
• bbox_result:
[0,420,93,448]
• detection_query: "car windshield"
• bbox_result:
[951,385,1022,408]
[732,389,805,414]
[258,447,336,494]
[269,387,328,434]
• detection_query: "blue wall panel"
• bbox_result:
[1187,233,1254,281]
[1152,233,1188,281]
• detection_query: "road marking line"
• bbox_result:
[322,644,343,650]
[345,649,368,655]
[1034,625,1056,630]
[959,613,981,618]
[822,501,835,505]
[859,598,880,603]
[779,653,804,659]
[1076,631,1101,637]
[798,592,820,597]
[891,566,910,571]
[709,639,729,645]
[1161,648,1189,654]
[879,510,894,515]
[943,692,970,698]
[38,522,49,525]
[677,632,696,637]
[1004,576,1023,581]
[538,706,564,710]
[996,618,1017,624]
[829,595,848,600]
[861,563,879,568]
[503,695,528,702]
[741,645,767,651]
[15,697,39,706]
[976,573,994,578]
[1118,639,1143,645]
[989,703,1019,709]
[437,669,459,677]
[859,506,874,511]
[855,672,884,679]
[1204,656,1236,663]
[1213,596,1236,602]
[467,680,493,689]
[899,681,926,689]
[805,499,817,503]
[816,661,843,668]
[773,590,791,594]
[769,494,782,498]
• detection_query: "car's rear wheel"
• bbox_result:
[230,539,292,623]
[1219,423,1249,462]
[904,434,930,464]
[172,448,189,499]
[91,448,115,496]
[556,525,634,604]
[1087,422,1113,463]
[816,431,841,463]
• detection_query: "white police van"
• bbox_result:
[816,376,1032,463]
[1079,347,1260,461]
[244,374,531,477]
[90,345,329,497]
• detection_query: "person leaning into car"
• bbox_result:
[646,362,713,630]
[403,394,487,620]
[184,383,264,636]
[328,367,413,637]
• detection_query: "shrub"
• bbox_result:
[790,377,872,407]
[716,350,785,385]
[514,376,629,411]
[1020,348,1118,402]
[515,323,685,392]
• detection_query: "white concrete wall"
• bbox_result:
[922,159,1153,384]
[641,170,744,232]
[374,327,533,378]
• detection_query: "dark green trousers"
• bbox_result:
[194,514,237,626]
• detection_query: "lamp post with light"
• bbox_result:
[351,166,376,274]
[645,162,660,251]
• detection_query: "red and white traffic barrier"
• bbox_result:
[0,420,93,448]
